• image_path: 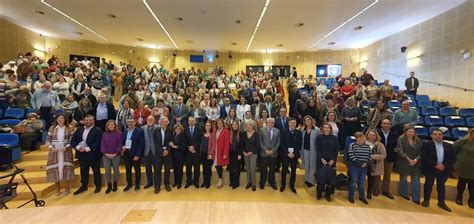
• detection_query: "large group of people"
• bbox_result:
[0,52,473,212]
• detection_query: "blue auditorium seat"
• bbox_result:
[459,108,474,117]
[4,108,25,119]
[387,100,401,107]
[0,119,22,126]
[444,116,466,127]
[424,116,444,126]
[0,109,3,119]
[298,89,308,95]
[414,125,428,138]
[345,136,355,147]
[393,85,400,92]
[389,107,400,113]
[0,133,21,162]
[466,117,474,128]
[433,101,450,108]
[417,101,433,107]
[439,107,457,116]
[26,108,35,116]
[417,116,425,125]
[452,127,469,139]
[429,126,451,138]
[416,95,430,102]
[408,100,417,107]
[421,107,438,116]
[411,107,421,114]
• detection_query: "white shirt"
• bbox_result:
[236,104,251,120]
[434,141,444,164]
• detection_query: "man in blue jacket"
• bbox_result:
[122,119,145,192]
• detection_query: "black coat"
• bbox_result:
[280,129,302,158]
[153,128,174,154]
[70,125,103,160]
[421,141,455,176]
[377,129,399,163]
[92,102,116,121]
[185,126,202,150]
[121,128,145,157]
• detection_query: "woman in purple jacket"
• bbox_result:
[100,120,123,194]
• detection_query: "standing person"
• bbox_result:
[116,100,135,131]
[142,116,160,194]
[45,114,74,195]
[241,120,259,191]
[208,119,230,188]
[392,100,419,134]
[172,95,189,127]
[301,116,320,187]
[280,118,302,193]
[367,100,393,130]
[421,129,455,212]
[395,126,422,204]
[341,97,363,145]
[200,121,213,189]
[134,101,152,127]
[153,117,174,192]
[229,120,242,189]
[206,98,220,126]
[259,118,280,190]
[30,81,61,130]
[121,119,144,192]
[315,123,339,201]
[453,129,474,209]
[405,71,419,96]
[347,132,372,204]
[100,120,122,194]
[365,130,387,199]
[170,124,187,189]
[70,115,103,195]
[377,119,398,199]
[94,93,116,131]
[275,107,289,172]
[185,116,202,189]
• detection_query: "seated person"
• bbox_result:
[16,113,44,151]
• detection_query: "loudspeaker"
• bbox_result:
[401,46,407,53]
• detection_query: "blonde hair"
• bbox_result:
[365,129,381,142]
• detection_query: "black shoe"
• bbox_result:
[305,182,314,187]
[165,185,172,192]
[154,188,160,194]
[232,185,239,189]
[469,201,474,209]
[326,194,332,202]
[382,192,395,199]
[455,197,463,206]
[144,183,153,189]
[245,183,252,189]
[134,185,140,191]
[94,187,101,193]
[437,202,452,212]
[252,186,256,191]
[172,183,177,188]
[205,185,210,189]
[422,201,429,207]
[177,185,182,189]
[401,195,411,201]
[259,185,264,190]
[360,198,369,204]
[349,197,355,203]
[194,183,200,189]
[201,183,206,188]
[185,183,192,189]
[73,187,87,195]
[290,187,297,194]
[367,194,372,200]
[112,182,118,192]
[270,184,277,190]
[413,200,420,205]
[317,193,322,200]
[280,186,285,192]
[105,184,112,194]
[123,185,132,192]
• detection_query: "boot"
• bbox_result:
[112,182,118,192]
[216,178,223,188]
[105,183,112,194]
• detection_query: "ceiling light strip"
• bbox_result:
[308,0,379,48]
[142,0,179,49]
[246,0,271,51]
[40,0,108,41]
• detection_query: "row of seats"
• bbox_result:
[0,108,65,120]
[415,126,469,140]
[0,133,21,164]
[387,106,474,117]
[417,115,474,127]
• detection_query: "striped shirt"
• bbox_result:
[348,143,372,167]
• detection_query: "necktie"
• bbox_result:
[190,127,194,138]
[282,118,286,128]
[269,128,272,140]
[178,104,182,114]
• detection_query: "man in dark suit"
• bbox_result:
[405,71,419,96]
[377,119,398,199]
[171,95,189,127]
[250,96,266,119]
[93,93,115,131]
[279,118,302,193]
[70,115,103,195]
[219,98,234,119]
[274,107,289,172]
[78,87,97,106]
[421,129,455,212]
[122,119,145,192]
[185,116,202,188]
[259,118,280,190]
[153,116,174,192]
[142,116,160,193]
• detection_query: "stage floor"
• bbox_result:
[2,186,473,223]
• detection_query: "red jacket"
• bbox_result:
[208,128,230,166]
[134,108,152,125]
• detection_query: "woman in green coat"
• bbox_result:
[453,128,474,208]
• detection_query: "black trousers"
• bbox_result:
[216,166,223,178]
[260,156,276,186]
[172,151,185,185]
[229,150,241,187]
[78,155,101,188]
[185,151,200,185]
[457,177,474,203]
[124,152,141,186]
[160,153,173,187]
[145,152,161,190]
[96,119,108,132]
[281,156,298,188]
[423,172,448,203]
[201,153,212,187]
[39,106,53,130]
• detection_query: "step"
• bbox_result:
[8,182,56,201]
[19,150,49,161]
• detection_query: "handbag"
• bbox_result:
[13,125,26,134]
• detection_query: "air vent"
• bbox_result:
[136,38,144,41]
[106,13,117,19]
[296,23,304,27]
[354,26,363,31]
[33,10,45,15]
[328,42,336,45]
[74,31,83,35]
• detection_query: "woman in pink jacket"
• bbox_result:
[208,118,230,188]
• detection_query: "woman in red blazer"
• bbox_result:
[208,118,230,188]
[134,101,152,127]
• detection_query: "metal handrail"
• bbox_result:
[384,73,474,92]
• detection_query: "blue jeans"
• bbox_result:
[399,174,420,202]
[349,166,367,199]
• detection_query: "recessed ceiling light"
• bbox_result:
[235,20,242,24]
[148,44,162,49]
[143,0,179,49]
[246,0,271,51]
[277,44,283,47]
[40,0,108,41]
[296,23,304,27]
[354,26,363,31]
[177,17,183,21]
[106,13,117,19]
[231,42,237,46]
[136,38,144,41]
[33,10,45,15]
[328,42,336,45]
[74,31,83,35]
